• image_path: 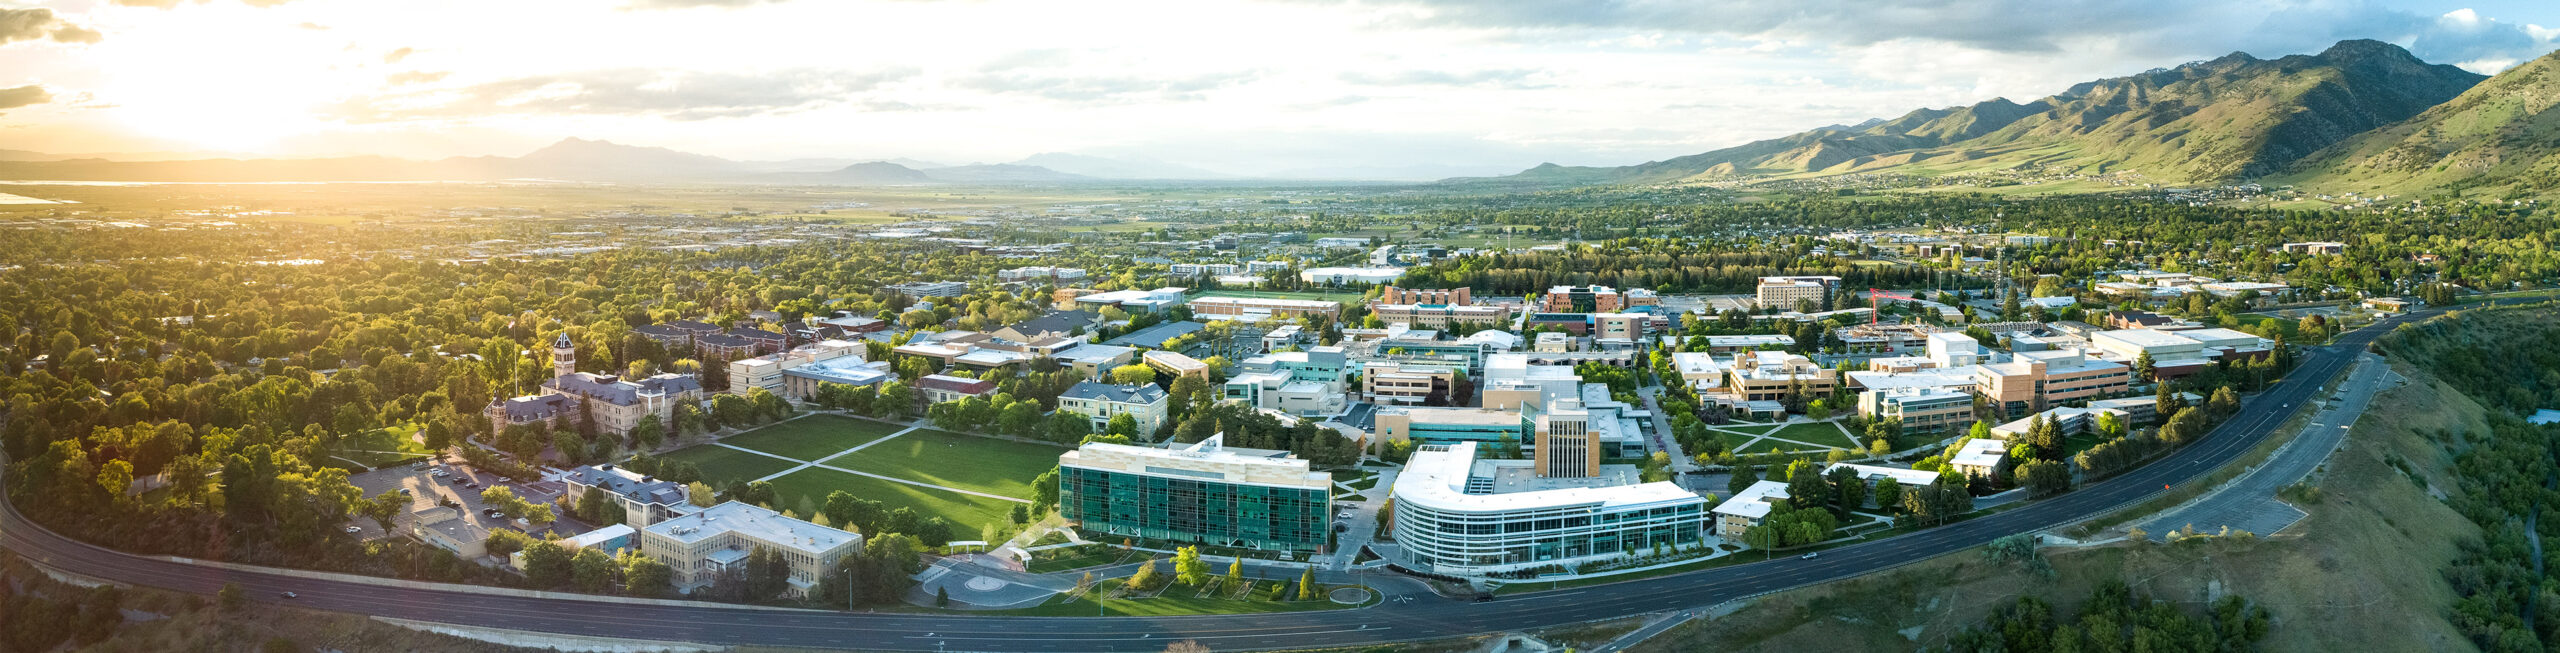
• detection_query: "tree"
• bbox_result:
[1174,546,1210,587]
[1728,463,1761,495]
[687,481,719,507]
[1104,413,1141,440]
[1872,477,1902,514]
[621,551,672,596]
[2017,459,2071,497]
[1825,465,1867,513]
[523,540,573,587]
[1110,364,1157,386]
[2133,350,2156,380]
[572,547,617,592]
[1126,557,1161,591]
[1296,566,1317,601]
[1225,557,1243,588]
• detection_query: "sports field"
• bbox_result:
[660,415,1065,531]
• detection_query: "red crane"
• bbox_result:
[1867,288,1918,324]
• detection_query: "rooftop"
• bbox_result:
[1951,439,2007,469]
[643,501,860,554]
[1710,480,1792,520]
[1394,442,1703,513]
[565,465,690,506]
[1062,381,1167,405]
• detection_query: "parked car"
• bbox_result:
[344,526,362,534]
[280,591,297,599]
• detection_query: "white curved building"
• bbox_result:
[1388,441,1707,576]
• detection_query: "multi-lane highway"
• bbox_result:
[0,304,2474,651]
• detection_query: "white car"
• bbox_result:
[344,526,362,534]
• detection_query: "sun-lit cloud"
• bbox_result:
[0,84,51,112]
[331,67,921,122]
[0,0,2553,176]
[0,7,100,45]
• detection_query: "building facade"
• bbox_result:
[1389,442,1707,576]
[1058,382,1170,436]
[561,464,694,528]
[639,502,864,598]
[1057,437,1333,552]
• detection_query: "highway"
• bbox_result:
[0,305,2469,651]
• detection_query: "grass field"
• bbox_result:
[766,467,1021,530]
[660,444,799,482]
[1717,429,1763,451]
[722,415,908,461]
[326,425,430,469]
[818,429,1063,499]
[1026,548,1130,574]
[1764,422,1857,448]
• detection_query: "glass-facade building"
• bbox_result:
[1057,437,1333,552]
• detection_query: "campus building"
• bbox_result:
[1711,481,1790,539]
[1058,382,1170,436]
[729,340,865,396]
[1381,286,1470,305]
[487,334,704,437]
[1361,361,1458,405]
[560,464,694,528]
[1388,441,1707,576]
[1056,436,1333,552]
[1188,296,1342,321]
[1972,350,2132,416]
[1856,386,1977,433]
[1755,276,1839,309]
[1539,285,1656,313]
[639,502,865,598]
[412,506,490,558]
[1371,303,1516,329]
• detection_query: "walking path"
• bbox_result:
[715,436,1031,504]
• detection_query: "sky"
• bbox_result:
[1,0,2557,178]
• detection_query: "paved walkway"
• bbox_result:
[1637,386,1697,472]
[714,437,1031,504]
[2139,352,2391,540]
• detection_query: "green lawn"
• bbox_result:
[1764,421,1857,448]
[660,444,800,483]
[818,429,1063,499]
[721,415,909,461]
[1716,429,1763,451]
[766,467,1022,531]
[1026,548,1129,574]
[327,424,431,469]
[2064,433,2111,458]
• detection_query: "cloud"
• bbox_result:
[385,70,449,85]
[110,0,297,7]
[1339,68,1550,88]
[331,67,919,122]
[383,47,414,64]
[956,69,1258,103]
[1297,0,2560,66]
[0,85,53,113]
[621,0,788,8]
[0,8,98,46]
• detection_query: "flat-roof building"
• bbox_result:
[1058,436,1332,552]
[1389,441,1706,576]
[640,502,863,598]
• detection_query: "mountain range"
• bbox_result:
[0,139,1246,185]
[1473,39,2498,190]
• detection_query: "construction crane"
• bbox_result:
[1868,288,1918,325]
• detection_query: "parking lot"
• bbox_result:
[346,459,559,545]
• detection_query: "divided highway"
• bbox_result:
[0,305,2468,651]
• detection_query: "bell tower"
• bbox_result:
[551,333,576,378]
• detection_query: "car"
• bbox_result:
[1800,552,1819,560]
[280,591,297,599]
[344,526,362,534]
[490,512,506,520]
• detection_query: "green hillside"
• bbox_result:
[2278,46,2560,197]
[1482,40,2484,187]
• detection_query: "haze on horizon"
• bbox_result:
[3,0,2559,179]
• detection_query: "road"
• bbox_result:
[2140,352,2389,540]
[0,304,2490,651]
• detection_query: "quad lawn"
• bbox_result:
[660,443,800,483]
[1717,429,1763,451]
[818,429,1063,499]
[766,467,1022,531]
[1764,421,1859,448]
[721,414,910,461]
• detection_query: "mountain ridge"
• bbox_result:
[1464,39,2487,187]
